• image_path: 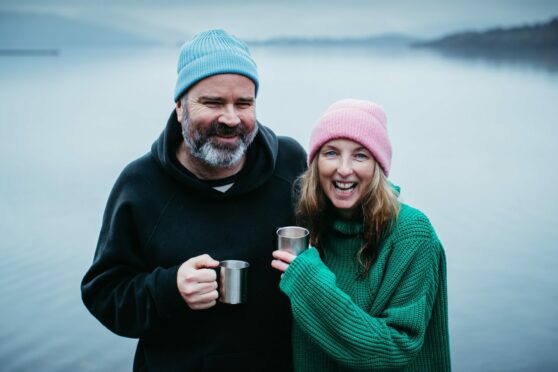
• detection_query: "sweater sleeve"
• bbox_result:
[280,240,442,370]
[81,183,188,338]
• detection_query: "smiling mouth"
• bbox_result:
[333,181,357,194]
[211,134,240,143]
[215,133,238,138]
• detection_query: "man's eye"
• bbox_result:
[204,101,221,107]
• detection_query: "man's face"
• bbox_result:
[176,74,258,168]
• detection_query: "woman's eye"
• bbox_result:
[323,150,337,157]
[355,153,368,161]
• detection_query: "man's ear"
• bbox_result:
[175,100,183,122]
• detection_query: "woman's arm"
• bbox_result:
[277,239,443,370]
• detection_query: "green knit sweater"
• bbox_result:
[280,204,451,371]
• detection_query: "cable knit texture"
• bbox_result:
[280,204,451,371]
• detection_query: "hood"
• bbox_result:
[151,110,279,197]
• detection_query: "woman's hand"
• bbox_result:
[271,250,297,273]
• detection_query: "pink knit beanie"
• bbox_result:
[307,99,392,176]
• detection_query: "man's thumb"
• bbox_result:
[191,254,219,269]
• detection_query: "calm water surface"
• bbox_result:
[1,46,557,371]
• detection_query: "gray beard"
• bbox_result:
[181,117,258,168]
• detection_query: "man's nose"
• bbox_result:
[218,105,241,126]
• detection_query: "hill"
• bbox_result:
[0,11,160,50]
[247,34,416,48]
[413,17,558,51]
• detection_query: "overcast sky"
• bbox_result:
[2,0,558,40]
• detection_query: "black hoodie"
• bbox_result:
[81,112,307,371]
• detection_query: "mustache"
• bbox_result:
[204,122,247,138]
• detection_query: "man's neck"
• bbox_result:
[175,142,245,180]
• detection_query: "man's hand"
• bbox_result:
[177,254,220,310]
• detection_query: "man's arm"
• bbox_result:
[81,179,218,338]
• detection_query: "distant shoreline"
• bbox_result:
[412,17,558,52]
[246,34,416,48]
[0,49,59,57]
[246,16,558,53]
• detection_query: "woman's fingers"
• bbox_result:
[271,259,289,273]
[272,249,296,263]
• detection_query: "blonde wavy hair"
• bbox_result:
[296,158,400,275]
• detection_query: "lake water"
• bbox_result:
[1,45,557,371]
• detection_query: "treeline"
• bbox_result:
[414,17,558,51]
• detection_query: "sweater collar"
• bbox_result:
[329,216,364,236]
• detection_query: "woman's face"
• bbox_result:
[318,139,376,218]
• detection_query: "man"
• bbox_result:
[81,29,307,371]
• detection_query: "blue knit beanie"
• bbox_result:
[173,29,259,101]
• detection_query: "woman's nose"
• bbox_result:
[336,158,353,177]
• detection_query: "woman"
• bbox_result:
[272,99,451,371]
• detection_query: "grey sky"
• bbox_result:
[2,0,557,39]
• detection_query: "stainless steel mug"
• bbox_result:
[276,226,310,255]
[219,260,249,305]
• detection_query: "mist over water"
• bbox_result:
[1,45,557,371]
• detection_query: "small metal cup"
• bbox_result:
[219,260,249,305]
[276,226,310,255]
